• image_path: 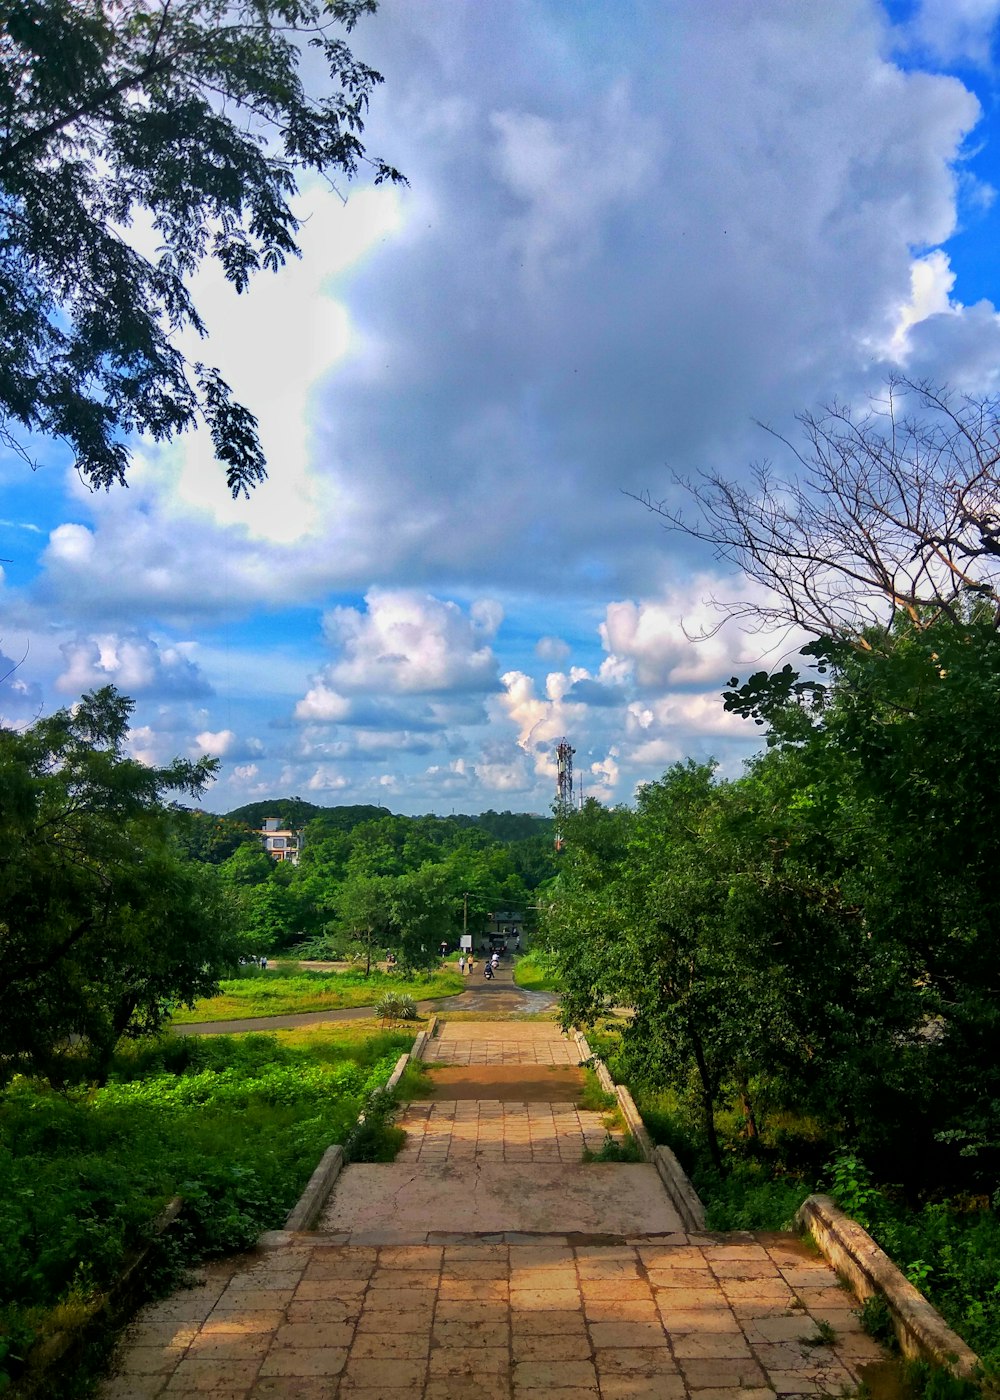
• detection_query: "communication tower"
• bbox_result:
[554,738,575,851]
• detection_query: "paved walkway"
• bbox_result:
[101,1019,888,1398]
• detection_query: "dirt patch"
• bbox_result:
[418,1065,585,1102]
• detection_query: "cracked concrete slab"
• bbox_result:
[318,1161,685,1236]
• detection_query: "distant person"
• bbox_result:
[468,953,475,975]
[260,956,268,969]
[458,954,466,975]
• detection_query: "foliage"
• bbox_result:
[0,0,402,492]
[825,1152,1000,1375]
[0,1027,408,1391]
[372,992,418,1024]
[0,686,240,1083]
[582,1133,644,1163]
[513,951,562,992]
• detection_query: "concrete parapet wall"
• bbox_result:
[573,1024,705,1222]
[615,1084,655,1162]
[653,1145,706,1232]
[796,1193,980,1380]
[283,1145,345,1232]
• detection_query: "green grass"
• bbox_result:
[169,966,465,1023]
[577,1066,617,1113]
[0,1024,415,1392]
[512,951,562,993]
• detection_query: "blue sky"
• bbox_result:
[5,0,1000,814]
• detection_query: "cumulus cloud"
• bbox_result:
[317,588,502,696]
[9,1,1000,812]
[56,633,212,699]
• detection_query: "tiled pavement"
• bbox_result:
[101,1018,888,1398]
[394,1100,620,1163]
[422,1022,579,1066]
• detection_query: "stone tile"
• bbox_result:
[354,1307,434,1335]
[511,1310,589,1336]
[794,1286,853,1311]
[376,1245,442,1268]
[645,1268,717,1290]
[214,1289,296,1313]
[362,1288,436,1313]
[656,1304,741,1334]
[579,1278,651,1300]
[115,1346,186,1376]
[512,1332,593,1361]
[510,1287,581,1311]
[425,1381,511,1400]
[582,1298,659,1324]
[271,1323,356,1350]
[719,1279,795,1304]
[586,1321,667,1349]
[164,1358,262,1391]
[286,1299,362,1325]
[186,1333,272,1360]
[677,1357,768,1389]
[638,1246,710,1269]
[598,1378,687,1399]
[247,1380,336,1399]
[432,1320,510,1348]
[434,1297,507,1322]
[427,1345,509,1376]
[349,1333,429,1359]
[125,1322,200,1350]
[258,1349,348,1378]
[339,1358,428,1388]
[513,1359,600,1389]
[100,1377,169,1400]
[671,1334,753,1360]
[592,1346,678,1375]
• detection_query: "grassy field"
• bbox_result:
[170,966,466,1023]
[512,951,562,993]
[0,1021,415,1394]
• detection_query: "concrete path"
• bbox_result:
[172,960,555,1036]
[101,1018,888,1398]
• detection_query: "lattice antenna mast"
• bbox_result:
[554,738,575,851]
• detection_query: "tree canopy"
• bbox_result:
[0,0,403,493]
[0,687,240,1082]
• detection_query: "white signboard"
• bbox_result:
[460,934,473,950]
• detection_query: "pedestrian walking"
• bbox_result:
[468,953,475,975]
[459,954,466,975]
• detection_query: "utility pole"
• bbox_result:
[463,891,469,939]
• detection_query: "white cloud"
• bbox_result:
[318,588,502,695]
[56,633,211,699]
[898,0,1000,65]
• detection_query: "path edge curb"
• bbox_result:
[281,1020,433,1235]
[574,1028,705,1230]
[795,1193,980,1380]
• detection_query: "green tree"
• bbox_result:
[335,871,393,975]
[0,686,239,1082]
[0,0,403,491]
[726,615,1000,1186]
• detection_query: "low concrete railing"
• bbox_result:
[796,1194,980,1381]
[277,1020,432,1237]
[574,1027,706,1231]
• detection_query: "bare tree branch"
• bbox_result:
[636,377,1000,640]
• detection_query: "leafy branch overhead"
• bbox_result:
[0,0,404,494]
